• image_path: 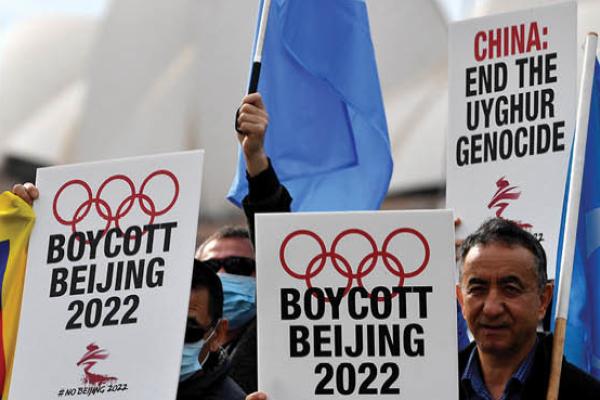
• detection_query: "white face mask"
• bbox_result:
[179,325,218,382]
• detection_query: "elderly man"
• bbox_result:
[245,218,600,400]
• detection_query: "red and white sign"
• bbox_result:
[255,210,458,399]
[9,151,203,399]
[446,2,577,278]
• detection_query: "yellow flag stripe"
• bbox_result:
[0,192,35,398]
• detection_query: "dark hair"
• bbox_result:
[197,225,251,255]
[190,259,223,324]
[458,218,547,290]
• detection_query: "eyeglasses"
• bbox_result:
[184,317,214,343]
[200,256,256,276]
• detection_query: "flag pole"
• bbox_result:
[546,32,598,400]
[248,0,272,94]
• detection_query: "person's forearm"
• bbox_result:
[245,150,269,178]
[243,159,292,246]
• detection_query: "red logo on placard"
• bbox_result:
[52,170,179,235]
[279,228,430,298]
[487,177,532,229]
[76,343,117,386]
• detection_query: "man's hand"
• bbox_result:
[236,92,269,177]
[12,183,39,206]
[246,392,268,400]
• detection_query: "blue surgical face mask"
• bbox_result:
[179,326,217,381]
[219,273,256,330]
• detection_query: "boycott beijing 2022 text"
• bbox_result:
[282,285,432,395]
[47,222,177,329]
[277,228,434,396]
[44,170,180,330]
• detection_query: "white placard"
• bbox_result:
[255,210,458,399]
[9,150,203,400]
[446,2,576,279]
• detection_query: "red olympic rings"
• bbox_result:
[52,170,179,234]
[279,228,430,300]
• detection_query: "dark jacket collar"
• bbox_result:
[178,349,232,394]
[458,333,552,398]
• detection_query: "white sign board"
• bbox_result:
[9,151,203,399]
[255,210,458,399]
[446,2,576,279]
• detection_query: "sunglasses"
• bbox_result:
[200,256,256,276]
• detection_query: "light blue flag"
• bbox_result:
[228,0,393,211]
[555,59,600,378]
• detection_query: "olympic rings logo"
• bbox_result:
[52,170,179,234]
[279,228,430,300]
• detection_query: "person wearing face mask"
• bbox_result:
[195,226,260,394]
[219,271,256,331]
[191,92,293,394]
[176,260,246,400]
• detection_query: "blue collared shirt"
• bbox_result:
[461,340,537,400]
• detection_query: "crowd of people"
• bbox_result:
[9,92,600,399]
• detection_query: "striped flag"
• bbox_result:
[0,192,35,397]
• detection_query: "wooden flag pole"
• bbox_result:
[546,32,598,400]
[248,0,272,94]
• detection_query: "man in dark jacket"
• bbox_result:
[176,260,245,400]
[195,225,259,394]
[458,333,600,399]
[456,218,600,399]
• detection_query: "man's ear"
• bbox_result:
[538,282,554,320]
[456,284,464,309]
[208,319,229,352]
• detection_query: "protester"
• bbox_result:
[244,218,600,400]
[176,261,245,400]
[235,92,292,243]
[10,183,38,205]
[456,218,600,399]
[191,92,292,393]
[195,226,259,394]
[456,218,600,398]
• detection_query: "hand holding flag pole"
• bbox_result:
[236,0,272,135]
[229,0,393,211]
[546,32,598,400]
